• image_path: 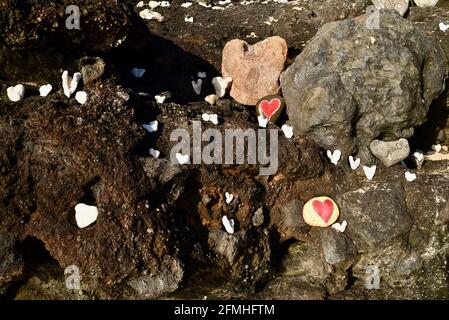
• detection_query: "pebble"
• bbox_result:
[197,72,207,78]
[432,144,442,153]
[225,192,234,204]
[6,84,25,102]
[363,165,377,180]
[202,113,219,125]
[155,95,166,103]
[176,153,190,164]
[349,156,361,170]
[192,79,202,95]
[39,84,52,97]
[205,94,218,105]
[142,120,158,133]
[405,171,417,182]
[131,68,146,78]
[252,208,264,227]
[303,196,340,227]
[281,124,294,139]
[331,220,347,233]
[75,91,88,104]
[139,9,164,22]
[62,71,82,98]
[185,16,194,23]
[371,0,410,16]
[256,95,285,123]
[75,203,98,229]
[222,215,235,234]
[327,149,341,166]
[149,148,161,159]
[181,2,193,8]
[439,22,449,32]
[370,138,410,167]
[212,77,232,98]
[257,115,268,128]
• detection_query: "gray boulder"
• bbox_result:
[369,138,410,167]
[280,10,447,162]
[337,183,412,250]
[320,228,357,265]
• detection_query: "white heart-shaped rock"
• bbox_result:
[405,171,417,182]
[197,72,207,78]
[39,84,53,97]
[155,95,166,103]
[185,16,194,23]
[192,79,202,95]
[349,156,361,170]
[413,151,424,161]
[209,114,219,125]
[212,77,232,98]
[258,115,268,128]
[176,153,190,165]
[75,91,88,104]
[139,9,164,21]
[332,220,347,233]
[149,148,160,159]
[6,84,25,102]
[62,71,82,98]
[131,68,146,78]
[327,149,341,165]
[181,2,193,8]
[440,22,449,32]
[432,144,442,153]
[75,203,98,229]
[281,124,294,139]
[222,215,235,234]
[202,113,211,122]
[363,165,377,180]
[225,192,234,204]
[142,120,158,133]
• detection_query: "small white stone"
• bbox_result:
[212,76,232,98]
[148,1,160,9]
[222,215,235,234]
[348,156,361,170]
[39,84,53,97]
[131,68,146,78]
[281,124,294,139]
[75,203,98,229]
[176,153,190,164]
[149,148,161,159]
[75,91,88,104]
[6,84,25,102]
[405,171,417,182]
[181,2,193,8]
[62,71,82,98]
[137,1,145,7]
[363,165,377,181]
[332,220,347,233]
[432,144,442,153]
[139,9,164,22]
[225,192,234,204]
[327,149,341,166]
[155,95,166,103]
[160,1,170,7]
[142,120,158,133]
[414,0,438,7]
[414,151,424,161]
[258,115,268,128]
[185,16,194,23]
[192,79,202,95]
[197,72,207,78]
[439,22,449,32]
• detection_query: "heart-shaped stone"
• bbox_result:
[176,153,190,165]
[212,77,232,98]
[363,165,377,180]
[222,215,235,234]
[349,156,361,170]
[405,171,417,182]
[225,192,234,204]
[142,120,158,133]
[75,203,98,229]
[149,148,160,159]
[303,196,340,227]
[432,144,442,153]
[192,79,202,95]
[222,36,288,105]
[256,95,285,123]
[62,71,82,98]
[155,95,166,103]
[257,115,269,128]
[7,84,25,102]
[332,220,347,233]
[327,149,341,166]
[39,84,53,97]
[131,68,146,78]
[75,91,88,104]
[281,124,294,139]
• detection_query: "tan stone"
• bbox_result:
[371,0,410,16]
[222,36,287,106]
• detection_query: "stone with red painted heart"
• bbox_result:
[222,36,288,106]
[256,95,285,123]
[303,196,340,227]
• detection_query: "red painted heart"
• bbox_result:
[259,98,281,119]
[312,199,334,223]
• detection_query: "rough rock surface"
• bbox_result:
[280,10,447,163]
[222,36,288,106]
